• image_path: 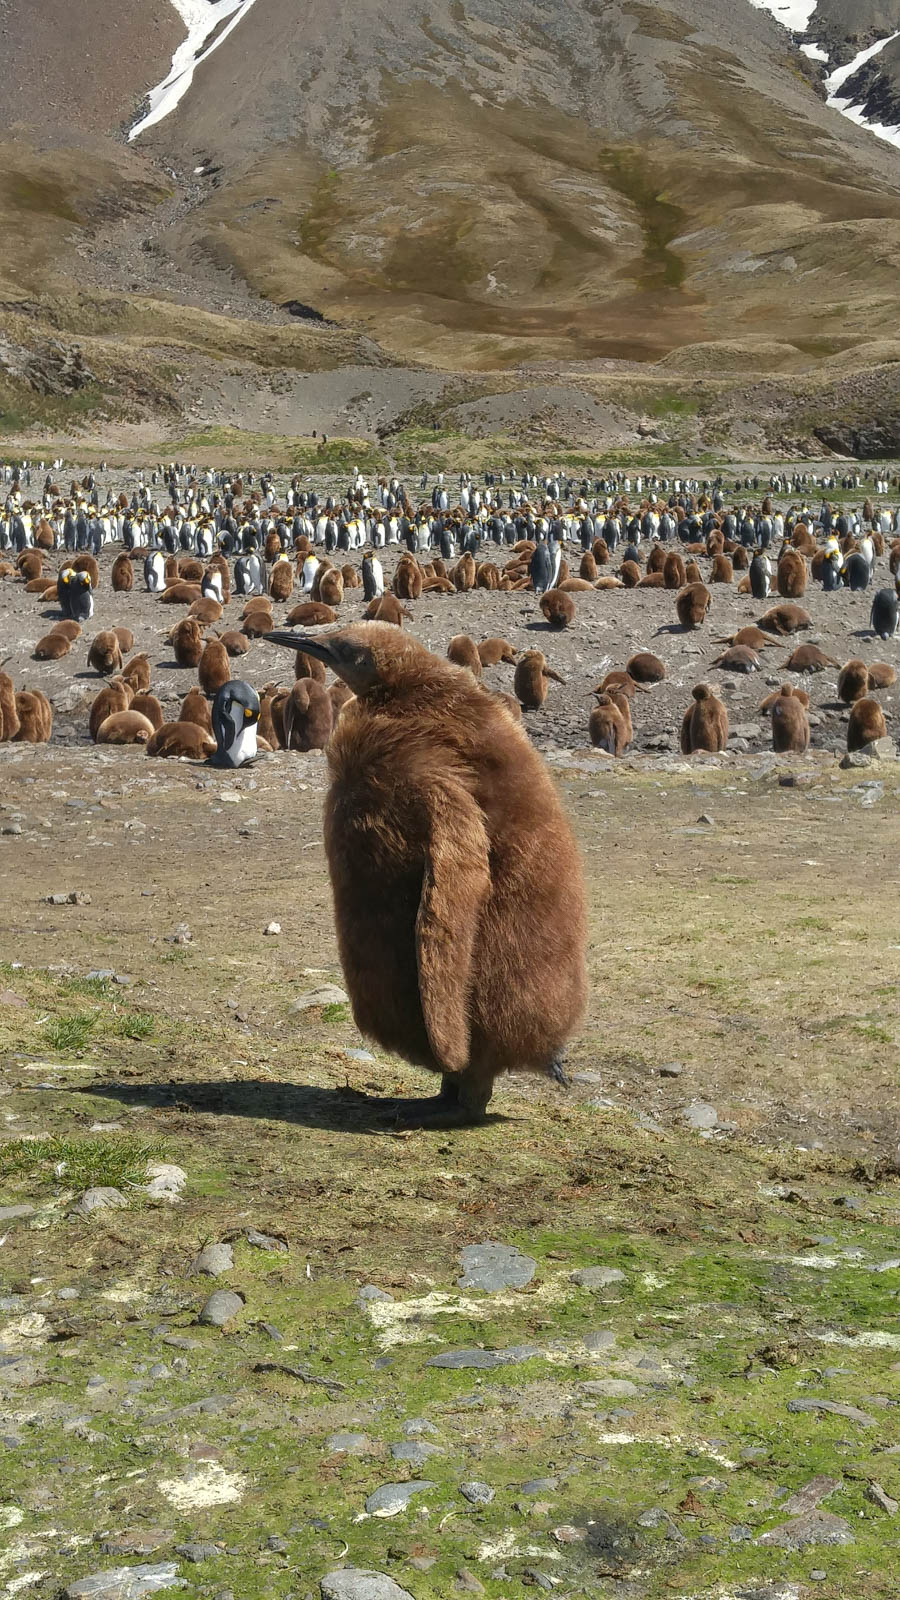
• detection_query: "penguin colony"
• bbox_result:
[0,461,896,765]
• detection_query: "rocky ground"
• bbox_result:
[0,747,898,1600]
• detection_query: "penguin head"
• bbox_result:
[265,622,434,699]
[211,679,260,767]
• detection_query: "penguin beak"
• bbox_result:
[264,630,334,664]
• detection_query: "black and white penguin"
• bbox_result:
[530,539,553,593]
[843,552,870,592]
[144,551,166,592]
[202,569,223,603]
[361,550,384,601]
[870,581,900,639]
[299,553,320,593]
[234,552,265,595]
[210,680,261,768]
[67,570,94,622]
[822,549,842,592]
[749,551,771,601]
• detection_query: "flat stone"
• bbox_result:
[786,1398,876,1425]
[143,1164,187,1203]
[364,1481,436,1517]
[860,736,896,760]
[192,1243,234,1278]
[64,1566,184,1599]
[840,751,871,769]
[390,1440,442,1466]
[582,1329,617,1352]
[521,1477,558,1495]
[658,1061,683,1078]
[99,1532,173,1559]
[570,1266,626,1290]
[460,1480,495,1505]
[455,1569,485,1594]
[356,1285,393,1304]
[73,1187,128,1216]
[867,1482,898,1515]
[780,1476,840,1517]
[683,1100,719,1130]
[757,1510,854,1551]
[326,1432,374,1456]
[0,1204,36,1222]
[580,1378,640,1398]
[198,1290,244,1327]
[426,1345,540,1370]
[292,985,349,1010]
[320,1572,415,1600]
[174,1542,224,1563]
[457,1241,536,1292]
[246,1230,288,1252]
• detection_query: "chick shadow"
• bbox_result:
[83,1077,511,1133]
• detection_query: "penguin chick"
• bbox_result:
[129,692,164,730]
[96,710,155,745]
[477,637,518,666]
[365,594,410,626]
[588,692,627,755]
[759,685,810,713]
[867,661,896,690]
[0,672,19,741]
[219,630,250,657]
[198,640,231,697]
[676,583,711,629]
[264,622,587,1121]
[513,650,565,710]
[180,685,214,734]
[283,677,333,751]
[626,651,665,684]
[170,617,205,667]
[847,697,888,752]
[680,684,728,754]
[284,602,338,626]
[34,631,71,661]
[122,654,151,694]
[13,689,52,743]
[111,553,133,592]
[90,679,133,740]
[781,643,840,673]
[770,686,810,754]
[540,590,576,628]
[710,645,760,673]
[447,635,483,677]
[88,631,124,676]
[114,627,135,655]
[758,604,812,636]
[295,649,327,682]
[146,721,217,759]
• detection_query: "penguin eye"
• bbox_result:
[244,707,253,717]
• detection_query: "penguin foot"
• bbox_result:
[548,1055,571,1089]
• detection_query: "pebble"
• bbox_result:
[192,1243,234,1277]
[263,921,281,936]
[570,1266,625,1290]
[356,1285,393,1304]
[63,1566,184,1599]
[460,1480,494,1505]
[786,1398,876,1425]
[364,1481,436,1516]
[426,1345,540,1370]
[390,1440,442,1466]
[320,1572,415,1600]
[683,1100,719,1130]
[580,1378,639,1398]
[292,984,349,1010]
[174,1542,224,1563]
[246,1230,288,1252]
[73,1187,128,1216]
[198,1290,244,1327]
[757,1510,853,1550]
[658,1061,683,1077]
[457,1240,536,1292]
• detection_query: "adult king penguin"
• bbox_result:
[210,680,261,768]
[265,622,587,1121]
[870,578,900,640]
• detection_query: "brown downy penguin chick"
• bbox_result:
[782,643,840,673]
[198,640,231,697]
[606,688,633,745]
[637,571,665,589]
[366,593,410,626]
[558,577,594,592]
[88,631,124,675]
[284,601,338,626]
[209,554,231,602]
[447,635,483,677]
[90,679,133,740]
[759,685,810,713]
[178,557,204,583]
[171,617,204,667]
[122,653,151,694]
[477,637,518,666]
[26,578,56,596]
[258,686,282,749]
[579,551,598,581]
[627,651,665,683]
[241,596,274,623]
[0,672,20,741]
[72,553,100,588]
[770,686,811,753]
[219,630,250,657]
[180,686,213,734]
[329,680,355,720]
[242,606,275,639]
[599,669,642,699]
[341,564,361,589]
[34,631,71,660]
[513,650,565,710]
[847,697,888,752]
[189,596,223,626]
[676,583,712,629]
[867,661,896,689]
[295,649,327,682]
[710,553,733,583]
[146,722,216,759]
[492,690,523,721]
[17,550,43,582]
[111,553,133,592]
[264,622,587,1121]
[684,558,703,585]
[129,692,164,730]
[52,619,82,643]
[716,626,772,651]
[646,544,667,575]
[13,689,52,743]
[452,552,476,592]
[161,581,202,605]
[283,677,334,751]
[114,627,135,655]
[680,684,729,754]
[589,692,628,755]
[594,575,624,590]
[96,710,155,746]
[619,559,641,588]
[540,590,576,627]
[318,567,344,607]
[758,604,812,636]
[394,556,424,600]
[836,659,869,703]
[710,645,760,673]
[270,556,295,602]
[776,548,808,597]
[663,551,687,589]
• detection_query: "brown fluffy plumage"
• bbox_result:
[33,631,71,660]
[513,650,565,709]
[90,680,132,740]
[477,637,518,666]
[283,678,334,750]
[758,604,812,636]
[284,601,338,626]
[782,643,839,673]
[0,672,19,741]
[663,551,686,589]
[13,689,52,743]
[680,684,728,753]
[170,617,205,667]
[180,687,213,734]
[129,692,164,731]
[198,640,231,697]
[676,583,711,629]
[111,553,133,592]
[589,692,628,754]
[270,623,587,1119]
[776,549,808,597]
[447,635,483,677]
[122,653,151,694]
[847,697,888,752]
[627,652,665,683]
[770,686,810,753]
[88,631,124,676]
[540,590,576,627]
[96,710,155,745]
[146,721,216,759]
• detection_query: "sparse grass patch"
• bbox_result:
[115,1010,155,1040]
[42,1012,97,1053]
[0,1133,165,1190]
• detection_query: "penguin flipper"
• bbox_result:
[415,779,491,1077]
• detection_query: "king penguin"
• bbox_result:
[210,680,261,767]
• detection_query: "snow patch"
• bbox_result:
[129,0,259,141]
[746,0,817,30]
[800,42,828,62]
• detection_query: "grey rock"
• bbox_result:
[780,1476,839,1517]
[582,1329,617,1352]
[580,1378,639,1398]
[192,1243,234,1277]
[731,723,762,740]
[521,1477,558,1494]
[174,1543,224,1563]
[426,1345,539,1370]
[401,1418,438,1437]
[786,1398,876,1425]
[166,924,193,944]
[364,1481,436,1516]
[757,1510,854,1550]
[264,1535,288,1552]
[326,1432,374,1455]
[458,1240,536,1292]
[636,1507,684,1541]
[246,1230,288,1252]
[73,1187,128,1216]
[356,1284,393,1304]
[658,1061,683,1078]
[460,1480,495,1505]
[840,750,871,769]
[0,1204,36,1222]
[64,1566,184,1599]
[198,1289,244,1327]
[292,985,348,1010]
[320,1572,415,1600]
[696,812,715,825]
[99,1533,173,1558]
[455,1570,485,1594]
[867,1482,898,1515]
[570,1266,625,1290]
[728,1524,753,1543]
[390,1439,442,1466]
[683,1100,719,1130]
[861,736,896,760]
